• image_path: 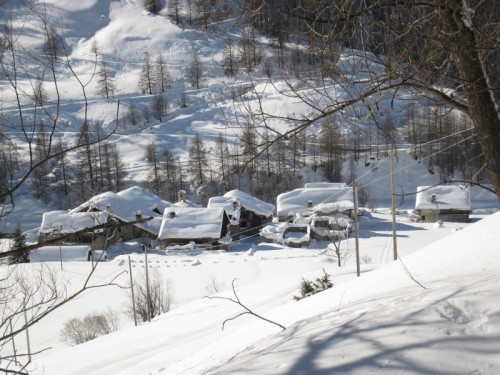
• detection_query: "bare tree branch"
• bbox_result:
[205,278,286,331]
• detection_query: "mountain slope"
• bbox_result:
[30,213,500,375]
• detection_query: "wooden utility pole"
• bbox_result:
[10,320,17,365]
[23,308,31,363]
[390,148,398,260]
[144,247,152,323]
[128,256,138,326]
[353,181,360,277]
[59,244,63,271]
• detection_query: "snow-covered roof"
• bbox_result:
[304,182,348,189]
[30,245,91,262]
[158,207,227,240]
[415,185,471,211]
[276,187,354,218]
[171,199,199,208]
[207,189,274,217]
[39,211,109,235]
[313,201,355,215]
[70,186,172,235]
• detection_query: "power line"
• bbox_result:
[356,132,477,192]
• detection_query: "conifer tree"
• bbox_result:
[7,224,29,264]
[168,0,180,25]
[187,132,208,185]
[144,0,162,14]
[189,50,203,89]
[153,53,172,93]
[161,148,181,202]
[97,58,115,99]
[145,141,162,195]
[138,53,153,95]
[222,36,237,76]
[127,99,139,126]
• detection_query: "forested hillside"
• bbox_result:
[0,0,497,216]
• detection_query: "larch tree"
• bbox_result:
[189,49,203,89]
[127,99,139,126]
[222,35,237,76]
[138,52,154,95]
[187,132,208,185]
[151,93,168,121]
[110,143,126,192]
[320,122,343,183]
[239,27,260,73]
[161,148,181,202]
[213,132,230,181]
[97,58,115,99]
[153,53,172,93]
[145,140,162,195]
[168,0,181,24]
[52,139,70,208]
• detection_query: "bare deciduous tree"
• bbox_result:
[153,53,172,93]
[126,99,140,126]
[0,6,118,209]
[222,35,237,76]
[240,0,500,200]
[189,49,203,89]
[138,52,153,95]
[168,0,181,24]
[97,58,115,99]
[145,140,162,195]
[151,93,168,121]
[0,6,122,371]
[0,263,125,373]
[187,132,208,185]
[205,275,225,295]
[127,268,174,323]
[60,310,120,346]
[160,148,182,202]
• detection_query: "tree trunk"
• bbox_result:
[443,0,500,200]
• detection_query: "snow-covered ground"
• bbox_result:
[6,210,495,375]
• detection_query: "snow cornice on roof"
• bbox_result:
[158,207,226,240]
[415,185,471,211]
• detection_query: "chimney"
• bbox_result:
[307,200,313,208]
[430,194,436,203]
[135,210,142,221]
[232,197,240,209]
[177,190,186,203]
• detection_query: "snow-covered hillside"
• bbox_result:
[21,210,500,375]
[2,0,498,231]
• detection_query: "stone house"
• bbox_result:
[415,185,471,223]
[157,207,230,250]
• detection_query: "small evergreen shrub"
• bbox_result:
[6,224,29,265]
[294,269,333,301]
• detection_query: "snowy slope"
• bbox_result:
[24,212,500,375]
[206,212,500,375]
